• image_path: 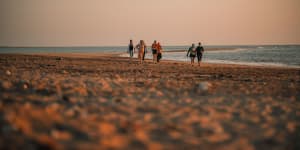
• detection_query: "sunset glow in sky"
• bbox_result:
[1,0,300,46]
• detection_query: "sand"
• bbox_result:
[0,53,299,150]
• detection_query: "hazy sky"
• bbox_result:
[1,0,300,46]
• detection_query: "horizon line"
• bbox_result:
[1,44,300,48]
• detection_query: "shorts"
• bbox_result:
[189,54,196,57]
[152,49,157,54]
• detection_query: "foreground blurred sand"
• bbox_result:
[0,53,299,150]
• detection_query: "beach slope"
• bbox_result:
[0,54,299,150]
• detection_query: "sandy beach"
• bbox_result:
[0,53,299,150]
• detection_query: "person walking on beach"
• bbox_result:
[143,41,147,61]
[196,42,204,66]
[157,42,163,63]
[136,40,146,64]
[128,40,135,58]
[187,44,196,65]
[152,40,158,63]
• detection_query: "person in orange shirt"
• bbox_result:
[157,42,163,63]
[151,40,158,63]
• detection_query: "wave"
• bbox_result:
[204,60,300,68]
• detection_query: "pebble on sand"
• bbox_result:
[51,129,72,141]
[6,70,12,76]
[23,84,29,89]
[99,122,116,136]
[197,82,212,92]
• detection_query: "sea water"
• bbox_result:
[1,45,299,68]
[161,45,300,68]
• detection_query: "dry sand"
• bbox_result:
[0,53,299,150]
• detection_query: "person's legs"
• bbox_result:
[130,50,133,58]
[152,51,155,62]
[138,52,142,64]
[152,49,157,63]
[143,50,146,63]
[157,53,161,62]
[152,50,155,62]
[198,54,202,66]
[143,50,146,61]
[197,54,200,66]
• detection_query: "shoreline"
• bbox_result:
[1,46,299,69]
[118,52,300,69]
[3,52,300,70]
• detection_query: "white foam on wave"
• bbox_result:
[204,60,300,68]
[206,48,248,53]
[119,51,300,69]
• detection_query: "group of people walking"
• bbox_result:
[187,42,204,66]
[151,40,162,63]
[128,40,204,66]
[128,40,163,64]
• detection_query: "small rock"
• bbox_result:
[99,122,116,136]
[23,84,29,89]
[62,70,68,74]
[143,113,153,122]
[135,130,149,142]
[5,70,11,76]
[65,109,75,117]
[114,98,122,103]
[197,82,212,92]
[51,129,72,141]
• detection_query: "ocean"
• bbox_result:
[1,45,300,68]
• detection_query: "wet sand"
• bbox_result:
[0,53,299,150]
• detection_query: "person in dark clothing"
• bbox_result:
[186,44,196,65]
[142,41,147,60]
[152,40,158,63]
[195,42,204,66]
[128,40,135,58]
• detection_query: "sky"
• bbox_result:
[0,0,300,46]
